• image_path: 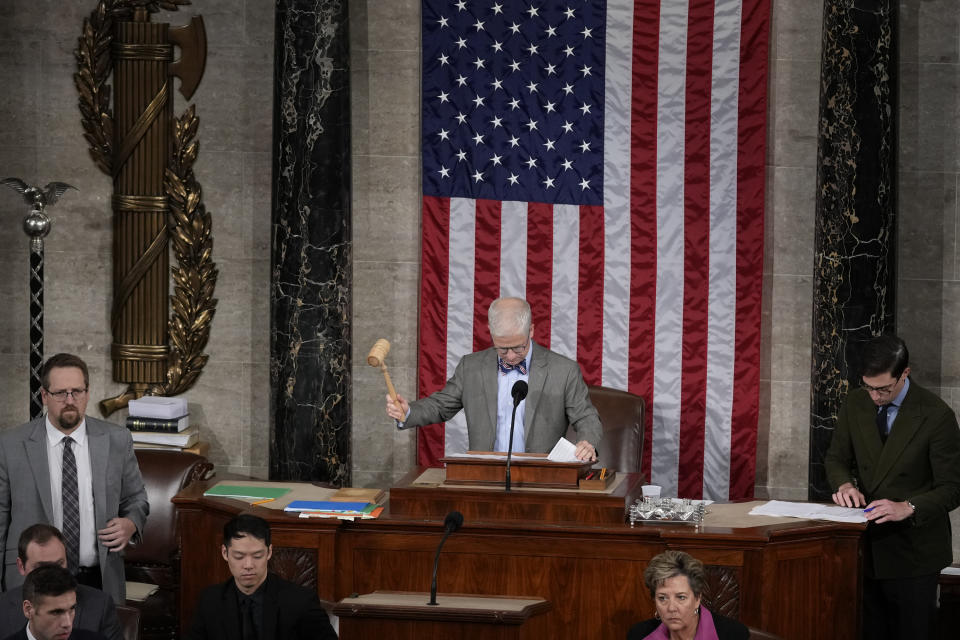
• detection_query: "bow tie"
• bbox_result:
[498,359,528,376]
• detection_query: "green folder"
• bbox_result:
[203,485,291,500]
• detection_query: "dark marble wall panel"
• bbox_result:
[270,0,351,483]
[810,1,897,500]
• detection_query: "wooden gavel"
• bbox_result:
[367,338,399,403]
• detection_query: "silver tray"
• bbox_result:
[628,498,707,526]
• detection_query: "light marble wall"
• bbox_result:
[756,1,822,500]
[0,1,274,477]
[897,0,960,559]
[349,0,422,487]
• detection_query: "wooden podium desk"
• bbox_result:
[334,591,551,639]
[174,471,864,640]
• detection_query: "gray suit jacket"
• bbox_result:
[0,416,149,604]
[0,584,121,640]
[404,342,603,452]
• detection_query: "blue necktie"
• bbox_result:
[876,404,890,445]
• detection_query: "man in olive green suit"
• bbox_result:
[386,297,602,461]
[826,335,960,640]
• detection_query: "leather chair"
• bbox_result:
[569,385,645,473]
[126,450,213,640]
[115,604,141,640]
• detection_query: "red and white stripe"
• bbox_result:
[418,0,769,500]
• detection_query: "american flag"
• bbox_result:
[417,0,769,500]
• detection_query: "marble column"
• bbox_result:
[809,1,897,500]
[270,0,351,484]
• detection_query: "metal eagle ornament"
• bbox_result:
[0,177,77,418]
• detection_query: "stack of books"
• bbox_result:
[283,500,384,520]
[127,396,204,455]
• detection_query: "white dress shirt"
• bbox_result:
[494,353,530,452]
[46,418,98,567]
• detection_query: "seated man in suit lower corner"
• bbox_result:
[0,524,120,640]
[1,564,104,640]
[186,514,337,640]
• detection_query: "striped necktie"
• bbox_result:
[62,436,80,573]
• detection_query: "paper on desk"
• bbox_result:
[749,500,867,523]
[446,452,510,460]
[547,437,579,462]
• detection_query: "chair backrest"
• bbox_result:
[126,449,213,565]
[567,385,644,473]
[115,604,141,640]
[748,627,784,640]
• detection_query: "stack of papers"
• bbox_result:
[128,395,188,419]
[125,581,160,602]
[203,485,292,502]
[284,500,383,520]
[130,426,198,448]
[749,500,867,523]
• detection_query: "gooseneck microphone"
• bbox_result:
[505,380,528,492]
[428,510,465,606]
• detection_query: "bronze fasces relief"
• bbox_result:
[74,0,217,415]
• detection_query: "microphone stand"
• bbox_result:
[505,403,519,492]
[428,520,460,605]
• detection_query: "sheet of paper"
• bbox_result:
[749,500,866,523]
[203,484,292,500]
[445,452,510,460]
[547,437,578,462]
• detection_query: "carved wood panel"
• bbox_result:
[701,564,741,618]
[269,547,318,590]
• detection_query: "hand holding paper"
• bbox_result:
[547,438,579,462]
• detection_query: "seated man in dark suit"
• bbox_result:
[186,514,337,640]
[1,564,104,640]
[0,524,120,640]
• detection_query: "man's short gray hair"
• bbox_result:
[488,297,531,338]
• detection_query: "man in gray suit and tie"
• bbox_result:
[0,353,149,604]
[386,297,602,460]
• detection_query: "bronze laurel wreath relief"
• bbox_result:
[74,0,217,415]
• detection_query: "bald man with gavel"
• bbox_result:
[385,297,602,461]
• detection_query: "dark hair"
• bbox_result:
[643,551,707,599]
[18,524,64,563]
[859,335,909,379]
[223,514,271,547]
[22,564,76,603]
[40,353,89,390]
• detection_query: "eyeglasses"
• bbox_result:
[861,374,902,396]
[494,341,529,356]
[44,388,88,402]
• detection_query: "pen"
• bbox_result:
[584,471,596,481]
[600,468,607,480]
[863,507,874,512]
[252,498,275,506]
